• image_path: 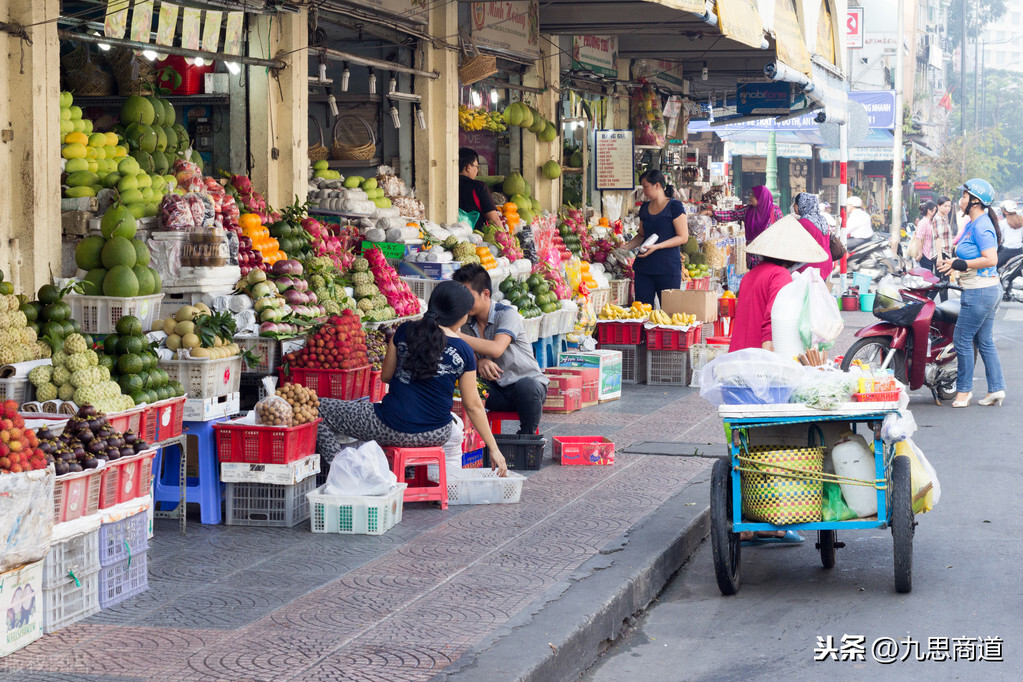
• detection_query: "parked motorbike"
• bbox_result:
[845,233,905,281]
[1001,252,1023,303]
[840,268,963,403]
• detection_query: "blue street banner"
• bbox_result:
[736,82,792,115]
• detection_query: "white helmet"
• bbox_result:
[1001,199,1018,214]
[847,196,863,208]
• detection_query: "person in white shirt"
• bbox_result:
[820,201,838,231]
[997,199,1023,269]
[843,196,875,248]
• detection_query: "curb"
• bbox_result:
[435,467,712,682]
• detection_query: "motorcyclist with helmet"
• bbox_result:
[936,179,1006,408]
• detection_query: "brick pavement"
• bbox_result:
[0,383,720,681]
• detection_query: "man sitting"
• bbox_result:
[451,264,548,435]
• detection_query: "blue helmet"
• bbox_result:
[960,178,995,208]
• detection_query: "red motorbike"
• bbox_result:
[841,269,963,403]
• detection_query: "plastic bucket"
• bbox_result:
[841,295,860,312]
[851,272,873,293]
[859,292,876,312]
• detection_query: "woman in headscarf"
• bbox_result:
[743,186,783,269]
[792,192,834,282]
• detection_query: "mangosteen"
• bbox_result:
[108,436,124,449]
[38,442,56,456]
[122,430,138,445]
[85,438,105,455]
[36,427,54,441]
[71,444,86,459]
[106,447,120,460]
[55,461,69,476]
[86,418,104,432]
[77,405,97,418]
[119,446,134,459]
[94,453,109,461]
[132,441,148,454]
[81,456,98,469]
[77,429,94,444]
[68,462,82,473]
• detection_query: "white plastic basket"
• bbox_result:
[538,311,558,339]
[400,276,442,303]
[689,342,730,388]
[306,483,406,535]
[0,377,30,405]
[235,336,279,374]
[521,315,541,344]
[589,287,611,311]
[159,356,242,399]
[447,469,525,505]
[559,307,578,335]
[66,293,163,335]
[43,528,100,587]
[42,568,100,634]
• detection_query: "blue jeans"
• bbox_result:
[634,270,682,306]
[954,285,1005,393]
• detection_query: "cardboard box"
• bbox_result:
[543,374,583,413]
[0,559,44,657]
[220,453,320,485]
[183,392,241,422]
[546,367,599,406]
[660,289,718,322]
[553,436,615,465]
[558,349,622,401]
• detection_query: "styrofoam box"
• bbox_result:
[183,392,241,421]
[220,453,321,485]
[446,470,525,506]
[0,560,44,657]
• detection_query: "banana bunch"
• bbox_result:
[649,310,697,326]
[598,301,650,320]
[458,106,507,132]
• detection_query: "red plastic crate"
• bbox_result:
[104,406,146,440]
[53,469,101,524]
[100,451,153,509]
[646,326,703,351]
[213,418,321,465]
[155,55,215,95]
[852,390,902,402]
[596,321,645,345]
[283,366,371,400]
[545,367,599,405]
[719,297,737,317]
[553,436,615,465]
[369,371,389,403]
[683,277,710,291]
[151,396,186,443]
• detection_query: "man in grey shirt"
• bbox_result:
[452,264,548,435]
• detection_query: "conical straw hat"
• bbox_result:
[746,214,830,263]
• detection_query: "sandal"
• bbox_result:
[741,530,804,547]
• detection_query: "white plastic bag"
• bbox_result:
[323,440,397,496]
[699,348,809,406]
[773,269,844,358]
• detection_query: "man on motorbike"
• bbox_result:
[844,196,875,251]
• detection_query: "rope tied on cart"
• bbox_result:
[734,455,886,490]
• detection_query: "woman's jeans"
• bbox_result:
[954,285,1005,393]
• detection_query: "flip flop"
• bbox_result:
[741,530,805,547]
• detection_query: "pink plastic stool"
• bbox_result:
[383,446,448,509]
[486,411,540,436]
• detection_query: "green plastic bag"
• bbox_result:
[458,208,479,229]
[822,482,857,522]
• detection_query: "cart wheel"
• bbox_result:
[817,530,836,569]
[890,455,914,593]
[711,458,741,595]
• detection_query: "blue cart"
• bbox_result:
[711,403,913,595]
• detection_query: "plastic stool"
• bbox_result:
[383,446,448,509]
[153,418,227,525]
[532,339,550,370]
[487,411,540,436]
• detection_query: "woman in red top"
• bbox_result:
[729,214,832,353]
[792,193,834,282]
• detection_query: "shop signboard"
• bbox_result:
[593,130,634,191]
[736,81,792,115]
[846,7,864,49]
[470,0,540,60]
[352,0,429,25]
[632,59,686,91]
[691,91,892,133]
[571,36,618,77]
[458,129,498,173]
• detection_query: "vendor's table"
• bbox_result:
[712,402,913,595]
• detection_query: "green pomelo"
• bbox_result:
[101,236,137,269]
[103,265,139,297]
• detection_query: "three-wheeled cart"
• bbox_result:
[711,402,914,595]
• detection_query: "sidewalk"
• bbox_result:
[1,383,723,681]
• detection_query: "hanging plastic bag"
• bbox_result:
[896,439,941,513]
[822,482,858,522]
[804,269,844,349]
[323,440,397,496]
[458,209,479,230]
[882,410,918,443]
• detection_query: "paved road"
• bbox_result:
[585,303,1023,680]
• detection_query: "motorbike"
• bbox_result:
[1001,252,1023,303]
[845,233,905,281]
[840,268,963,403]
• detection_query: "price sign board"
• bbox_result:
[594,130,635,191]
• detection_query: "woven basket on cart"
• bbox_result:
[739,445,824,525]
[62,46,115,97]
[458,39,497,86]
[109,48,156,96]
[332,115,376,161]
[308,115,329,163]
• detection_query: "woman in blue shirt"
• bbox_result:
[938,178,1006,408]
[317,280,507,475]
[622,170,689,305]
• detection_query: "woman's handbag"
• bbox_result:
[829,232,846,261]
[906,234,923,260]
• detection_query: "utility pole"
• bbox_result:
[974,38,980,129]
[891,0,906,246]
[961,0,967,135]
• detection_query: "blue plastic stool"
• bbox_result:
[532,338,550,370]
[547,334,567,367]
[153,418,227,525]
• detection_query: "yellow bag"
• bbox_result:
[895,440,939,513]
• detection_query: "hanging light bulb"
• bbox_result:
[390,105,401,129]
[416,105,427,130]
[388,75,397,94]
[341,62,350,91]
[142,50,158,62]
[471,90,482,107]
[490,89,498,104]
[318,61,327,82]
[194,57,206,67]
[327,94,339,117]
[368,69,377,95]
[226,62,241,75]
[702,62,708,81]
[92,32,110,51]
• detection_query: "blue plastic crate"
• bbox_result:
[98,512,149,568]
[98,550,149,609]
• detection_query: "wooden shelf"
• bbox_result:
[74,94,230,107]
[325,158,382,169]
[561,167,584,175]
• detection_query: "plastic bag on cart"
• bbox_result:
[896,439,941,513]
[699,348,809,406]
[323,440,397,496]
[822,482,858,522]
[882,410,918,442]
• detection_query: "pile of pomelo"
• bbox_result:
[74,204,162,298]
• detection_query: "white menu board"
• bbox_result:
[594,130,635,190]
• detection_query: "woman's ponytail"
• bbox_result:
[988,207,1003,247]
[400,280,475,381]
